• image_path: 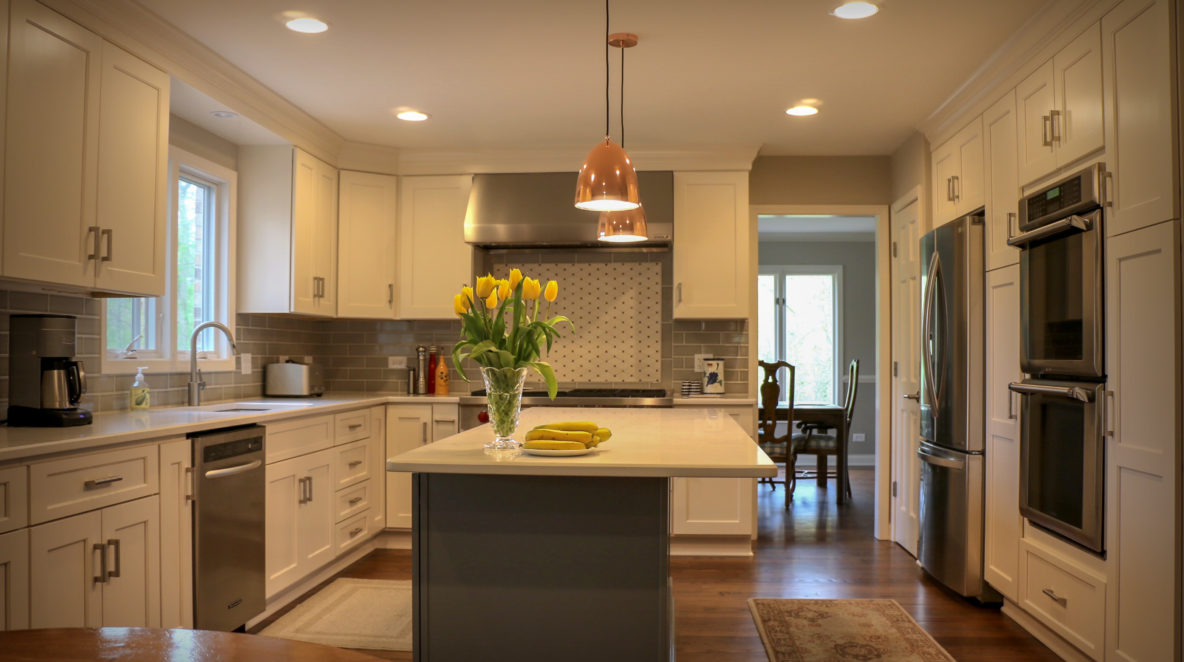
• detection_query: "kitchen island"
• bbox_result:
[386,407,775,662]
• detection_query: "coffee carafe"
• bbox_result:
[8,314,92,427]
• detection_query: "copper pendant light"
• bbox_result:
[574,1,640,212]
[597,32,647,241]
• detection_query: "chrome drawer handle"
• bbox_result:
[85,475,123,489]
[348,496,363,506]
[349,527,363,537]
[1042,588,1067,606]
[348,460,363,468]
[348,423,363,430]
[107,538,121,579]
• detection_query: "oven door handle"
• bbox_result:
[1008,382,1094,402]
[1006,214,1092,247]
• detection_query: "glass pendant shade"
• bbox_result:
[598,204,648,242]
[574,137,640,211]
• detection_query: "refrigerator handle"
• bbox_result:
[921,251,942,411]
[916,445,965,470]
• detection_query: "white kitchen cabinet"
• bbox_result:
[385,404,447,528]
[0,528,29,631]
[1104,220,1178,662]
[431,404,459,441]
[29,496,159,629]
[368,406,386,530]
[673,171,750,318]
[158,438,192,629]
[984,92,1020,271]
[338,171,398,319]
[1019,539,1107,660]
[1101,0,1178,238]
[984,265,1021,602]
[931,117,984,225]
[1016,25,1104,186]
[397,175,473,319]
[3,0,167,296]
[0,466,27,534]
[238,146,339,316]
[265,448,335,598]
[670,403,756,539]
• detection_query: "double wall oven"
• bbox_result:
[1007,163,1107,553]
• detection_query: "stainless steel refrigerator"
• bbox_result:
[917,212,996,601]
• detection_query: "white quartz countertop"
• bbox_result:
[386,407,777,478]
[0,393,459,463]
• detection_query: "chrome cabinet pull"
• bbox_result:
[422,421,429,444]
[1042,588,1067,606]
[676,283,683,305]
[107,538,121,579]
[1007,390,1016,420]
[946,177,954,202]
[348,496,363,506]
[348,460,363,468]
[1006,212,1017,244]
[388,283,394,305]
[184,466,195,502]
[93,542,108,583]
[349,527,363,537]
[87,226,102,261]
[1049,109,1061,142]
[297,477,308,504]
[348,423,363,430]
[307,476,314,502]
[951,175,960,202]
[1105,390,1116,437]
[85,475,123,489]
[1041,115,1053,146]
[100,229,113,262]
[1100,170,1113,207]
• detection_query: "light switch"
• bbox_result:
[694,353,710,373]
[852,433,866,442]
[388,356,408,369]
[240,353,252,375]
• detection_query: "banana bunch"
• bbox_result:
[523,421,613,451]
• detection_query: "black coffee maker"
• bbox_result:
[8,314,92,427]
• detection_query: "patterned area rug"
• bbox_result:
[748,599,955,661]
[260,578,411,651]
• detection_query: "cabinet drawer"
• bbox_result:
[0,465,29,533]
[335,480,370,522]
[335,511,370,555]
[29,445,158,525]
[334,441,369,490]
[1020,542,1106,659]
[334,410,371,445]
[265,415,333,463]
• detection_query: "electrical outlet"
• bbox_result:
[277,355,289,363]
[852,433,866,442]
[304,355,314,364]
[388,356,408,369]
[694,353,710,373]
[239,353,252,375]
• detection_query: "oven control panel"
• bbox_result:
[1019,163,1104,231]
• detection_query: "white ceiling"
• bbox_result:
[758,214,876,241]
[138,0,1047,156]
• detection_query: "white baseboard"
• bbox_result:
[1001,600,1091,662]
[669,535,753,557]
[792,453,875,468]
[376,528,412,549]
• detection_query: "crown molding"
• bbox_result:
[395,145,760,175]
[41,0,345,165]
[918,0,1120,148]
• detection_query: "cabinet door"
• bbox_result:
[367,406,387,529]
[1102,0,1177,237]
[0,466,28,534]
[312,158,339,315]
[984,92,1020,270]
[386,405,432,528]
[158,438,192,629]
[931,141,959,225]
[1053,24,1104,168]
[1104,220,1178,662]
[338,171,397,319]
[291,149,320,315]
[984,266,1021,601]
[3,0,102,287]
[672,171,749,318]
[99,496,159,627]
[670,477,752,536]
[264,455,301,597]
[30,510,102,628]
[431,404,459,441]
[298,450,335,573]
[1016,60,1057,186]
[0,528,29,631]
[93,43,168,296]
[397,175,473,319]
[953,117,984,216]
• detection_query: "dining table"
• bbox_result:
[776,403,850,504]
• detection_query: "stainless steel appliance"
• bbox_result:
[916,212,994,599]
[192,425,265,631]
[460,388,672,430]
[264,360,325,397]
[7,314,91,427]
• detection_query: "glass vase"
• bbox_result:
[481,366,529,449]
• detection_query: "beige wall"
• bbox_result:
[749,156,892,206]
[169,115,239,170]
[889,131,930,205]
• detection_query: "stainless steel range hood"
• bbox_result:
[464,171,673,247]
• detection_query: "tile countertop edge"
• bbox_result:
[0,393,461,464]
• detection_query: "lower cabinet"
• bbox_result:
[367,406,386,530]
[158,438,192,629]
[29,496,160,628]
[386,404,458,528]
[984,265,1021,601]
[0,528,29,631]
[265,449,335,598]
[670,402,757,540]
[1019,539,1107,660]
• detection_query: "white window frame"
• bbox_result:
[100,146,237,375]
[759,264,844,405]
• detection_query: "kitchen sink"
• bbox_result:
[193,400,321,413]
[212,407,272,413]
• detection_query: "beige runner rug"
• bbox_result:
[748,598,956,661]
[260,578,412,651]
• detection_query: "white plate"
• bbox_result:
[522,447,595,457]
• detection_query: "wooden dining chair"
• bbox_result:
[792,359,859,499]
[756,360,795,507]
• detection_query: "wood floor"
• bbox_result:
[257,468,1060,661]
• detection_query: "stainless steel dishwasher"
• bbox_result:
[192,425,265,631]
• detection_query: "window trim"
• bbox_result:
[100,146,238,375]
[759,264,844,405]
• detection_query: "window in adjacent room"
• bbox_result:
[757,266,843,405]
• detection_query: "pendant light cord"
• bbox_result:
[620,46,625,148]
[604,0,610,138]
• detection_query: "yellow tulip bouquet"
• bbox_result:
[452,269,571,447]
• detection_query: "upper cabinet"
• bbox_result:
[673,171,749,319]
[337,171,398,319]
[931,117,984,225]
[239,146,339,317]
[396,175,473,319]
[3,0,168,296]
[1101,0,1178,237]
[984,91,1020,271]
[1016,24,1103,186]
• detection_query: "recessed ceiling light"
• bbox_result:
[832,1,879,19]
[786,105,820,117]
[395,110,430,122]
[285,17,328,33]
[210,110,238,120]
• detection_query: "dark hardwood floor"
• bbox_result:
[257,468,1059,661]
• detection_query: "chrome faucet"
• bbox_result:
[188,321,239,406]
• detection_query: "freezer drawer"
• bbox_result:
[917,441,991,599]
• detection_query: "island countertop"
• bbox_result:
[386,406,777,478]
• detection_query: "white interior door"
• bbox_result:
[890,195,921,556]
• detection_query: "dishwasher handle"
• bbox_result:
[204,459,262,479]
